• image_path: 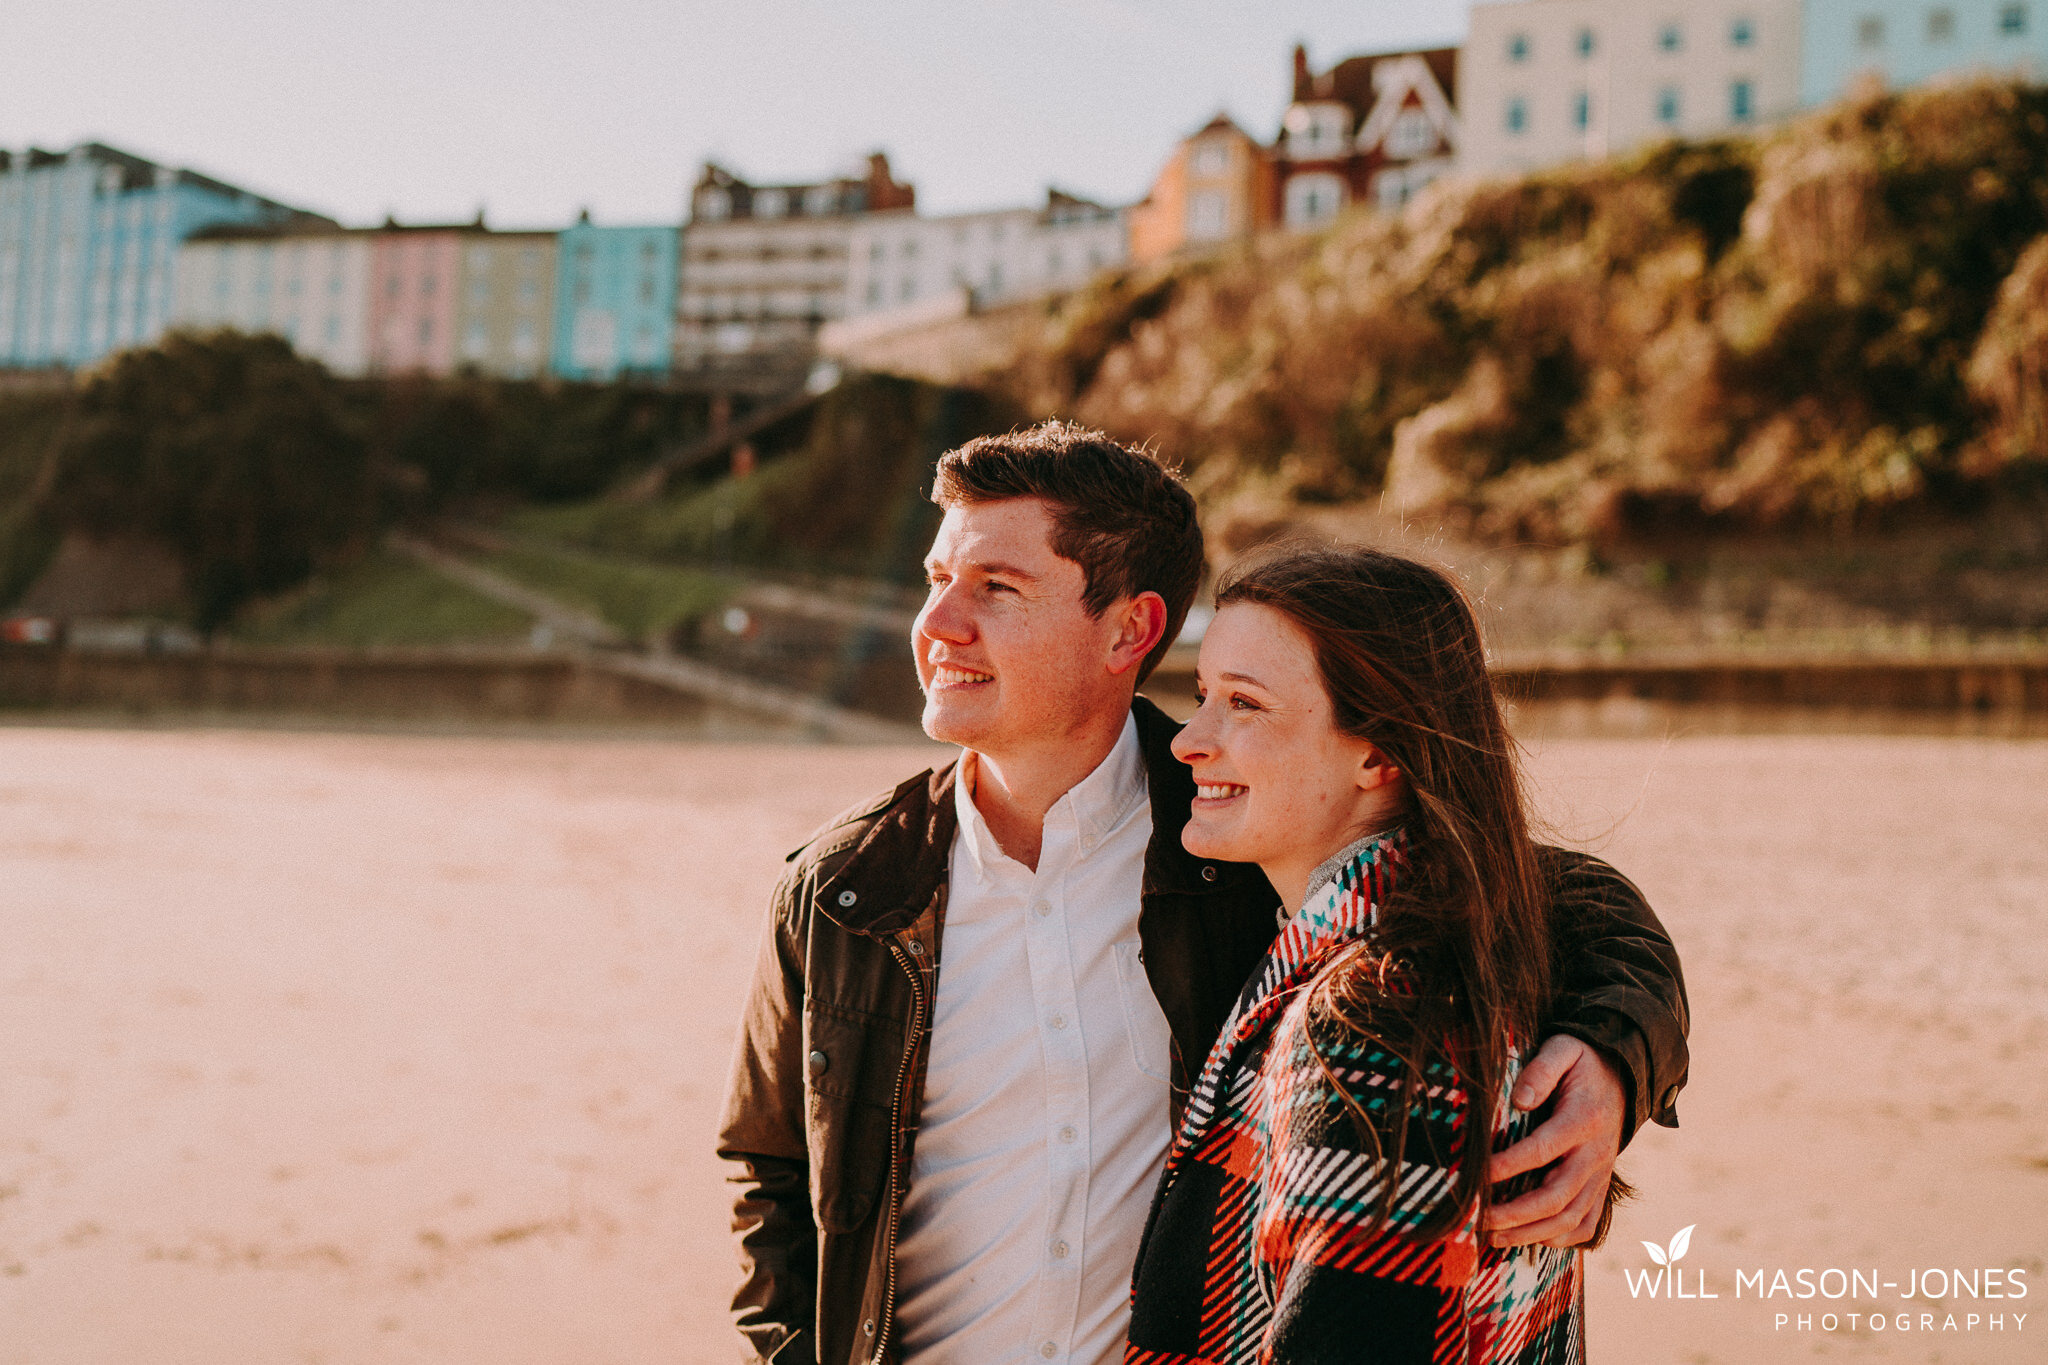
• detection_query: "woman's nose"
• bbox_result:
[1170,706,1214,764]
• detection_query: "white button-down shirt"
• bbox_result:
[893,714,1175,1365]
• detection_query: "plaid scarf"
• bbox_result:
[1126,829,1583,1364]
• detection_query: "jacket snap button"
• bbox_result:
[808,1049,829,1076]
[837,889,858,907]
[1201,865,1218,882]
[864,1319,876,1336]
[908,939,924,956]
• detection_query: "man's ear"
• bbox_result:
[1105,592,1169,677]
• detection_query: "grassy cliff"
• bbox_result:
[995,81,2048,543]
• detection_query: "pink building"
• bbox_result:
[367,221,472,376]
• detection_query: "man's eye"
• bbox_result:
[986,581,1016,594]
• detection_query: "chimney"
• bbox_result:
[1293,44,1312,101]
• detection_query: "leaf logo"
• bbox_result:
[1641,1224,1695,1267]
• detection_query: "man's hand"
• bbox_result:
[1483,1034,1624,1248]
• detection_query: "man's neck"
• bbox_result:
[969,706,1131,872]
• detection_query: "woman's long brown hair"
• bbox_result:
[1215,546,1561,1241]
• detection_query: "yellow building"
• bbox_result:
[1129,114,1278,265]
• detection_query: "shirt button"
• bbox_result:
[1051,1239,1070,1259]
[1033,900,1051,918]
[1040,1344,1057,1359]
[1049,1014,1067,1029]
[1058,1125,1077,1144]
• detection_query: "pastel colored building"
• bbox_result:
[366,222,470,376]
[1129,114,1278,265]
[1461,0,1804,175]
[173,225,374,375]
[842,190,1125,320]
[0,141,310,370]
[453,229,556,379]
[551,216,679,381]
[1277,44,1462,229]
[674,153,915,389]
[1802,0,2046,104]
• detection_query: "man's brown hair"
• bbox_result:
[931,421,1204,683]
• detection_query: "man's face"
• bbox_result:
[914,497,1129,757]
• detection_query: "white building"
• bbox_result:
[674,155,915,389]
[1802,0,2047,106]
[842,191,1126,322]
[173,225,373,376]
[1461,0,1804,176]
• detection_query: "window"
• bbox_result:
[899,277,916,302]
[1658,22,1684,51]
[1731,79,1755,122]
[1386,108,1438,158]
[1284,172,1345,228]
[697,187,731,221]
[804,186,836,216]
[754,188,788,218]
[1508,31,1531,61]
[1573,89,1593,131]
[1186,190,1229,241]
[1928,7,1955,40]
[1858,15,1885,47]
[1506,96,1529,134]
[1731,16,1754,46]
[865,280,882,306]
[1657,85,1681,124]
[1576,27,1597,57]
[1191,138,1231,176]
[2001,4,2029,35]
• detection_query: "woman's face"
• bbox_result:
[1170,602,1406,909]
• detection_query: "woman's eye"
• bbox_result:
[1229,694,1259,711]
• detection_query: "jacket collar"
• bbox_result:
[812,695,1272,936]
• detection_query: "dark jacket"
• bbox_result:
[714,697,1689,1365]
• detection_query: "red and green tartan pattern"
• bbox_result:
[1126,831,1583,1364]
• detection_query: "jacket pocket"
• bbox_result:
[1113,940,1173,1084]
[801,999,901,1234]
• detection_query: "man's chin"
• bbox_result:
[920,695,997,748]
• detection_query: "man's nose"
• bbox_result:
[917,583,974,646]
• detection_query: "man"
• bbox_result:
[717,423,1689,1365]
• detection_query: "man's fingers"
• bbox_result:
[1510,1034,1587,1111]
[1486,1145,1594,1229]
[1490,1180,1604,1248]
[1487,1112,1575,1184]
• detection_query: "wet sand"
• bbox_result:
[0,725,2042,1363]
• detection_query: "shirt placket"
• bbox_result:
[1021,806,1089,1363]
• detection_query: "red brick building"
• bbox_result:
[1274,44,1460,230]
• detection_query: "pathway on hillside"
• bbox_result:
[389,532,924,744]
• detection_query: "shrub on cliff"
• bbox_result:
[40,330,376,628]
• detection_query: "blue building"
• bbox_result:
[549,215,679,381]
[0,142,314,370]
[1803,0,2047,106]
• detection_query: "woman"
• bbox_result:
[1125,547,1605,1364]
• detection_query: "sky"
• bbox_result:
[4,1,1474,228]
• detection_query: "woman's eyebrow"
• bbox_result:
[1217,671,1267,688]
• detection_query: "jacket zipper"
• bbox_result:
[869,936,928,1365]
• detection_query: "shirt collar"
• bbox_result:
[954,711,1148,879]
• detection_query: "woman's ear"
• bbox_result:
[1355,742,1402,794]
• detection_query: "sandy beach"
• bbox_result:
[0,723,2042,1363]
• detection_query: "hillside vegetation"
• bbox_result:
[996,80,2048,541]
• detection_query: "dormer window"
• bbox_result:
[804,185,837,216]
[755,188,788,219]
[1191,139,1232,177]
[697,187,731,221]
[1282,103,1350,160]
